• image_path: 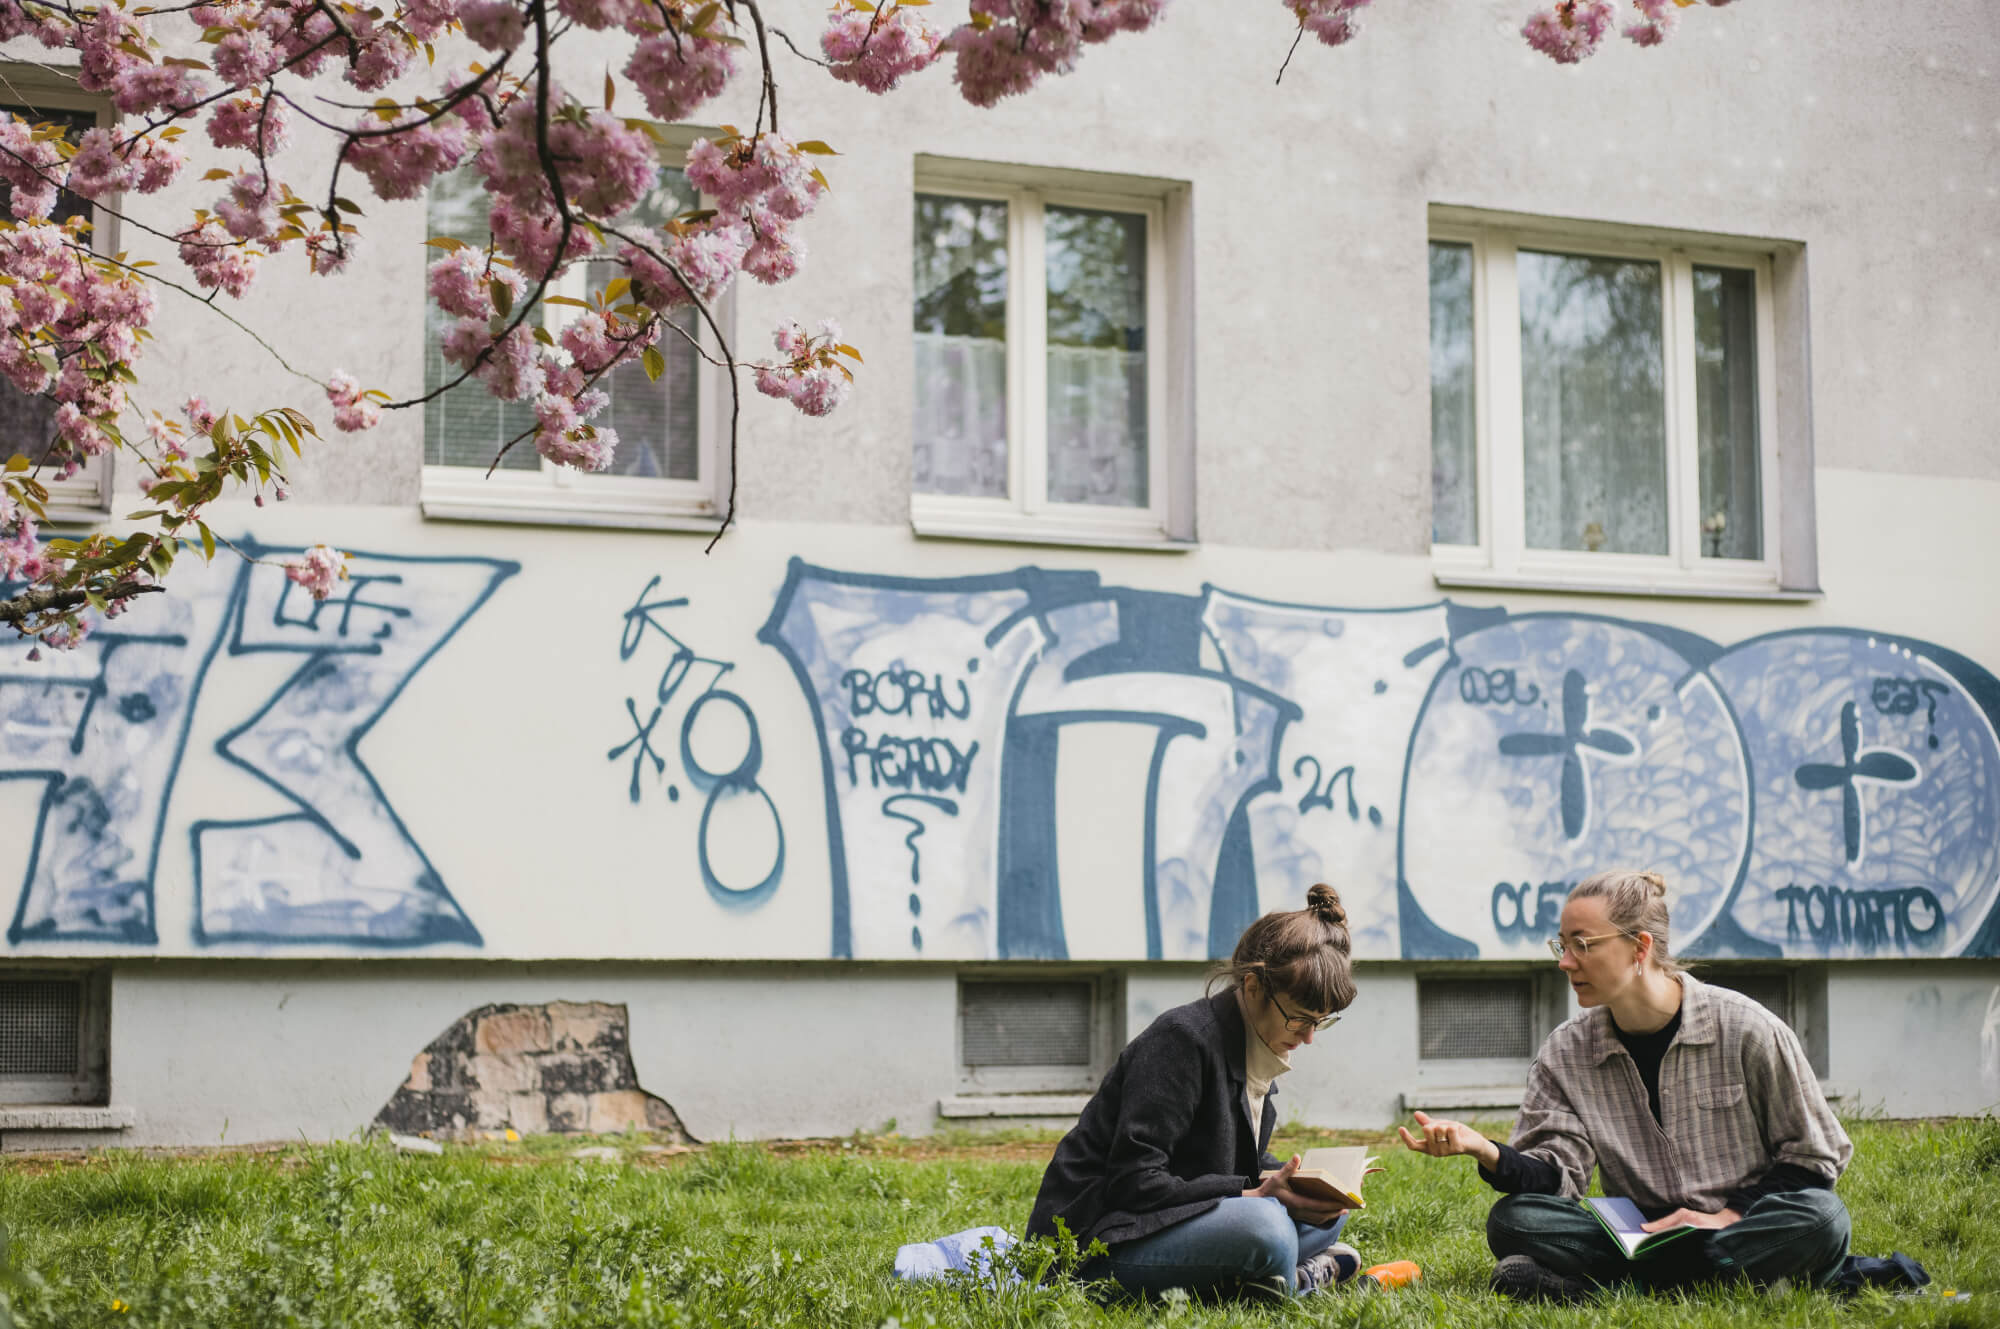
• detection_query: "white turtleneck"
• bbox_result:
[1237,989,1293,1140]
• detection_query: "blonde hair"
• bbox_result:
[1206,883,1357,1014]
[1568,869,1686,974]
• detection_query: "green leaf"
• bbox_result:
[4,453,28,473]
[642,346,666,382]
[491,279,514,318]
[199,522,216,562]
[795,140,839,156]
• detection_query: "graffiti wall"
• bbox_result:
[1,542,515,948]
[757,560,2000,963]
[4,537,1997,963]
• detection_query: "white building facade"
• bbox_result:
[2,0,1998,1148]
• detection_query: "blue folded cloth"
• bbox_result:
[893,1226,1016,1282]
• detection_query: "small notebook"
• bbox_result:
[1583,1197,1701,1258]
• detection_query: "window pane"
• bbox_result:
[1519,251,1668,555]
[1045,205,1147,508]
[1429,241,1477,545]
[1694,265,1762,560]
[423,164,539,472]
[913,194,1008,498]
[590,168,699,481]
[0,104,98,472]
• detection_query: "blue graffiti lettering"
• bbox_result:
[840,665,973,721]
[841,727,978,794]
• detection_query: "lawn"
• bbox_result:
[0,1117,1993,1328]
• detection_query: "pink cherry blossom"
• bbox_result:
[1523,0,1614,64]
[208,94,292,155]
[284,545,348,601]
[626,30,738,122]
[822,2,944,94]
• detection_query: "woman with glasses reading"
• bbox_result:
[1397,868,1851,1303]
[1025,883,1365,1300]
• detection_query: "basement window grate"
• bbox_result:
[1,979,83,1078]
[960,981,1093,1068]
[1419,977,1536,1061]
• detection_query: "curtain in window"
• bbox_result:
[1429,241,1478,545]
[913,194,1009,499]
[1693,265,1762,560]
[1045,205,1147,509]
[1519,250,1668,555]
[913,330,1007,497]
[1045,343,1147,507]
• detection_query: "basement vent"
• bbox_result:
[1419,977,1536,1061]
[960,981,1092,1068]
[1702,971,1794,1030]
[0,979,82,1077]
[0,971,108,1105]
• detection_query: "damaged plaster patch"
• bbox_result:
[372,1001,693,1141]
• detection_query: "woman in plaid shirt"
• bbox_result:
[1399,868,1852,1303]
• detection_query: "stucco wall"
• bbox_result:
[2,2,1997,1138]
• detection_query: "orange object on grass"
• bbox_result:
[1361,1260,1422,1288]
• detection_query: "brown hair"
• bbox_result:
[1206,883,1357,1014]
[1568,868,1686,975]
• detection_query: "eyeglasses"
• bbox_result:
[1267,990,1341,1034]
[1547,931,1634,960]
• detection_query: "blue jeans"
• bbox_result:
[1081,1197,1352,1299]
[1487,1191,1852,1290]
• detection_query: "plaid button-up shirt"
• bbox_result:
[1511,974,1851,1214]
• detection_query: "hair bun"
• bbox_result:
[1639,870,1668,898]
[1306,883,1347,927]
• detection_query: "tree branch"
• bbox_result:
[0,580,164,629]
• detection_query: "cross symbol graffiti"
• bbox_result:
[1794,701,1919,863]
[1496,668,1637,840]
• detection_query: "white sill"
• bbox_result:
[912,515,1195,553]
[0,1105,135,1131]
[421,495,724,534]
[1435,564,1821,603]
[937,1094,1090,1119]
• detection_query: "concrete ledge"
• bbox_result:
[938,1095,1090,1120]
[0,1106,136,1131]
[1400,1086,1524,1114]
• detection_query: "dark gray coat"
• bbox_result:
[1026,990,1281,1248]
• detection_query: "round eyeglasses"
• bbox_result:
[1266,990,1341,1033]
[1546,931,1633,961]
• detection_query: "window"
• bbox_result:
[419,144,729,530]
[957,975,1120,1095]
[0,82,115,519]
[1701,965,1829,1076]
[912,161,1192,548]
[0,970,109,1105]
[1429,211,1811,597]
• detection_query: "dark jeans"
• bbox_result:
[1081,1196,1352,1298]
[1487,1191,1852,1291]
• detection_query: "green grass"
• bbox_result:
[0,1117,1994,1328]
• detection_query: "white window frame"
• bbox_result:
[912,160,1193,550]
[420,133,733,533]
[0,74,116,522]
[1430,214,1801,600]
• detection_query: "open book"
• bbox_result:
[1261,1146,1378,1209]
[1583,1197,1701,1258]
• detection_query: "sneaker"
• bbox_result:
[1296,1242,1361,1293]
[1489,1254,1596,1304]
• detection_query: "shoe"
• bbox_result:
[1490,1254,1596,1304]
[1296,1242,1361,1293]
